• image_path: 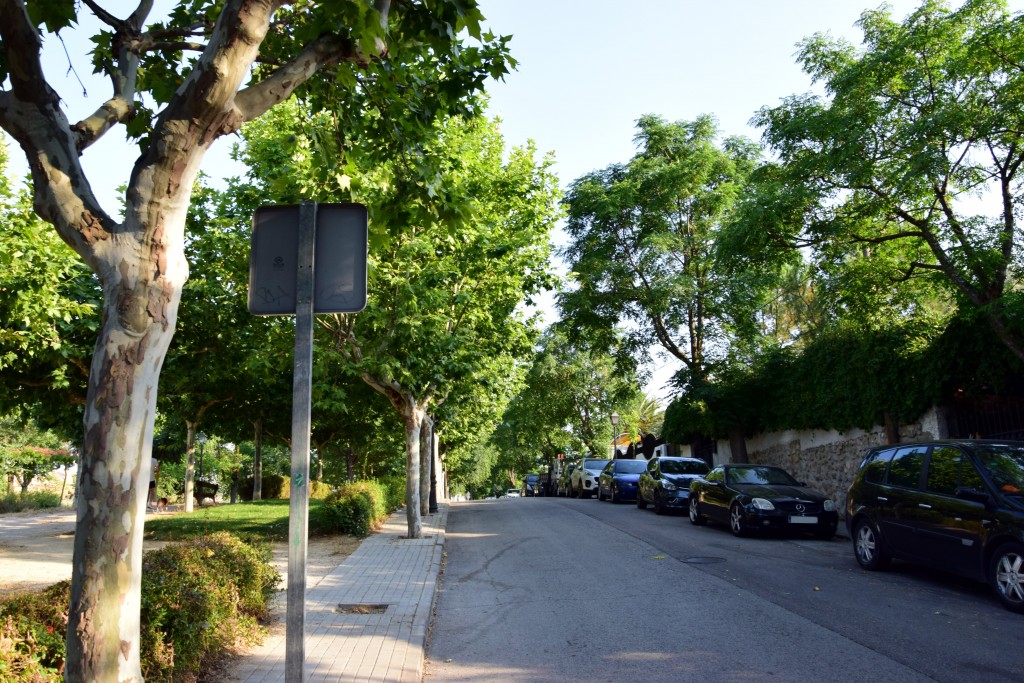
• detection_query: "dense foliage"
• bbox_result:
[664,311,1024,441]
[0,533,279,683]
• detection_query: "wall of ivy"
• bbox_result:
[663,311,1024,443]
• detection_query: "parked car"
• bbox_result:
[505,488,521,498]
[689,464,838,539]
[846,439,1024,613]
[638,456,710,514]
[556,463,577,497]
[598,459,647,502]
[524,473,542,497]
[570,458,611,498]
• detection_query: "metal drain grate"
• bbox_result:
[336,603,390,614]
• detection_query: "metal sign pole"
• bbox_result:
[286,201,316,682]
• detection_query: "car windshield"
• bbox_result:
[727,466,799,486]
[975,444,1024,495]
[525,475,539,482]
[661,459,709,475]
[613,460,648,474]
[584,459,610,474]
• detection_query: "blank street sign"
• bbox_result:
[248,203,368,315]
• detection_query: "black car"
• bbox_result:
[637,457,710,514]
[524,473,542,497]
[689,464,838,539]
[846,439,1024,613]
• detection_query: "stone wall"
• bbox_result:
[713,407,946,516]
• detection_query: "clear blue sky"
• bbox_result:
[5,1,1022,400]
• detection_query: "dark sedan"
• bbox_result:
[637,457,710,514]
[689,464,838,539]
[597,459,648,503]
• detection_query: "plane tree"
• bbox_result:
[0,1,510,678]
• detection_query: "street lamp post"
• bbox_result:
[610,412,620,458]
[197,432,207,483]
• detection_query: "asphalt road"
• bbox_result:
[425,496,1024,683]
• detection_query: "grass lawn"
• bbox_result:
[144,499,332,543]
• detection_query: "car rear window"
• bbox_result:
[661,459,709,475]
[614,460,647,474]
[887,445,928,488]
[862,448,896,484]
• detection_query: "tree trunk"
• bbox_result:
[883,411,900,445]
[419,413,433,517]
[728,426,749,464]
[402,403,424,539]
[183,422,197,513]
[346,444,355,483]
[253,417,263,501]
[66,269,183,682]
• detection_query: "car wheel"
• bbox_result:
[689,497,706,525]
[990,541,1024,613]
[637,493,647,510]
[610,486,619,504]
[853,518,890,570]
[654,493,666,516]
[729,503,748,537]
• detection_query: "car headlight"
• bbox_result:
[823,499,836,512]
[662,481,678,491]
[751,498,775,510]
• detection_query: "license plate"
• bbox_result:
[789,516,817,524]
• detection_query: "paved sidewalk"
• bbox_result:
[232,504,449,683]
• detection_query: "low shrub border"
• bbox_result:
[0,532,279,682]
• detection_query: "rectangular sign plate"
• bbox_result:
[248,203,368,315]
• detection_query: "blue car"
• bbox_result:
[597,459,648,503]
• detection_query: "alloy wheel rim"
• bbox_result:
[730,506,742,532]
[996,552,1024,604]
[856,526,875,563]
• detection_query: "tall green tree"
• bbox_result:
[560,115,761,390]
[745,0,1024,360]
[0,141,99,436]
[0,2,510,678]
[320,113,559,536]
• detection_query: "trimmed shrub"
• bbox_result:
[238,474,290,501]
[0,581,68,681]
[0,533,279,683]
[320,481,389,537]
[309,480,332,500]
[0,492,61,514]
[376,475,406,512]
[140,532,280,681]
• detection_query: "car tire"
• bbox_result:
[729,503,748,537]
[597,487,604,501]
[689,497,706,526]
[853,518,890,570]
[637,494,647,510]
[654,493,666,516]
[610,486,619,504]
[990,541,1024,613]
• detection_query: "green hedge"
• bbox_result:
[0,532,280,682]
[320,480,391,537]
[664,312,1024,442]
[238,474,290,501]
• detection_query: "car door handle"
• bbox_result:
[918,504,932,509]
[877,496,888,502]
